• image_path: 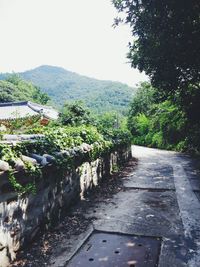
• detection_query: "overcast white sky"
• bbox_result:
[0,0,148,86]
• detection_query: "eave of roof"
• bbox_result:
[0,101,28,107]
[0,101,59,120]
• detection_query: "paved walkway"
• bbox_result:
[49,146,200,266]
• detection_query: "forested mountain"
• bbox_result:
[0,75,49,104]
[0,65,135,114]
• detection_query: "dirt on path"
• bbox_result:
[12,159,138,267]
[13,146,200,267]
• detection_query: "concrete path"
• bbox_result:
[50,146,200,267]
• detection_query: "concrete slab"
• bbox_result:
[65,146,200,267]
[124,163,175,190]
[83,189,183,237]
[49,225,94,267]
[194,191,200,201]
[12,145,200,267]
[188,178,200,191]
[177,155,200,192]
[158,236,188,267]
[67,232,161,267]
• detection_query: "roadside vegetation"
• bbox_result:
[113,0,200,155]
[0,75,50,104]
[0,100,131,195]
[127,82,199,153]
[0,65,136,114]
[1,0,199,195]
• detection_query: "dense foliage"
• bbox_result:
[0,120,131,194]
[0,65,136,114]
[59,101,92,126]
[0,70,133,194]
[128,83,199,153]
[23,125,108,153]
[94,112,131,145]
[0,75,50,104]
[113,0,200,93]
[113,1,200,154]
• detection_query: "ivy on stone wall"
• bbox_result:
[0,125,131,195]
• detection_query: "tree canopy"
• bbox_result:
[59,101,92,126]
[10,65,136,114]
[0,75,50,104]
[113,0,200,92]
[127,82,188,151]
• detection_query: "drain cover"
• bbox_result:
[67,232,161,267]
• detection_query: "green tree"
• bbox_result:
[113,0,200,92]
[59,101,92,126]
[128,82,158,118]
[0,75,50,104]
[95,112,120,130]
[113,0,200,153]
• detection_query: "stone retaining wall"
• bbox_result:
[0,146,131,266]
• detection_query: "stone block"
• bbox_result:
[0,160,9,172]
[0,146,131,266]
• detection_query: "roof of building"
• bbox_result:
[0,101,59,121]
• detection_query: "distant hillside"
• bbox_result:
[0,65,136,114]
[18,65,136,114]
[0,75,50,104]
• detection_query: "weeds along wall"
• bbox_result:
[0,145,131,266]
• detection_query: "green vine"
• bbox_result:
[1,125,131,195]
[7,163,41,195]
[8,169,36,195]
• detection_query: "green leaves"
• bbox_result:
[0,74,50,104]
[113,0,200,92]
[128,84,188,150]
[0,122,131,194]
[17,65,135,114]
[0,144,19,166]
[59,101,92,126]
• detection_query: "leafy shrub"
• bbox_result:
[128,82,190,151]
[0,123,132,194]
[59,101,92,126]
[0,75,50,104]
[102,128,132,147]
